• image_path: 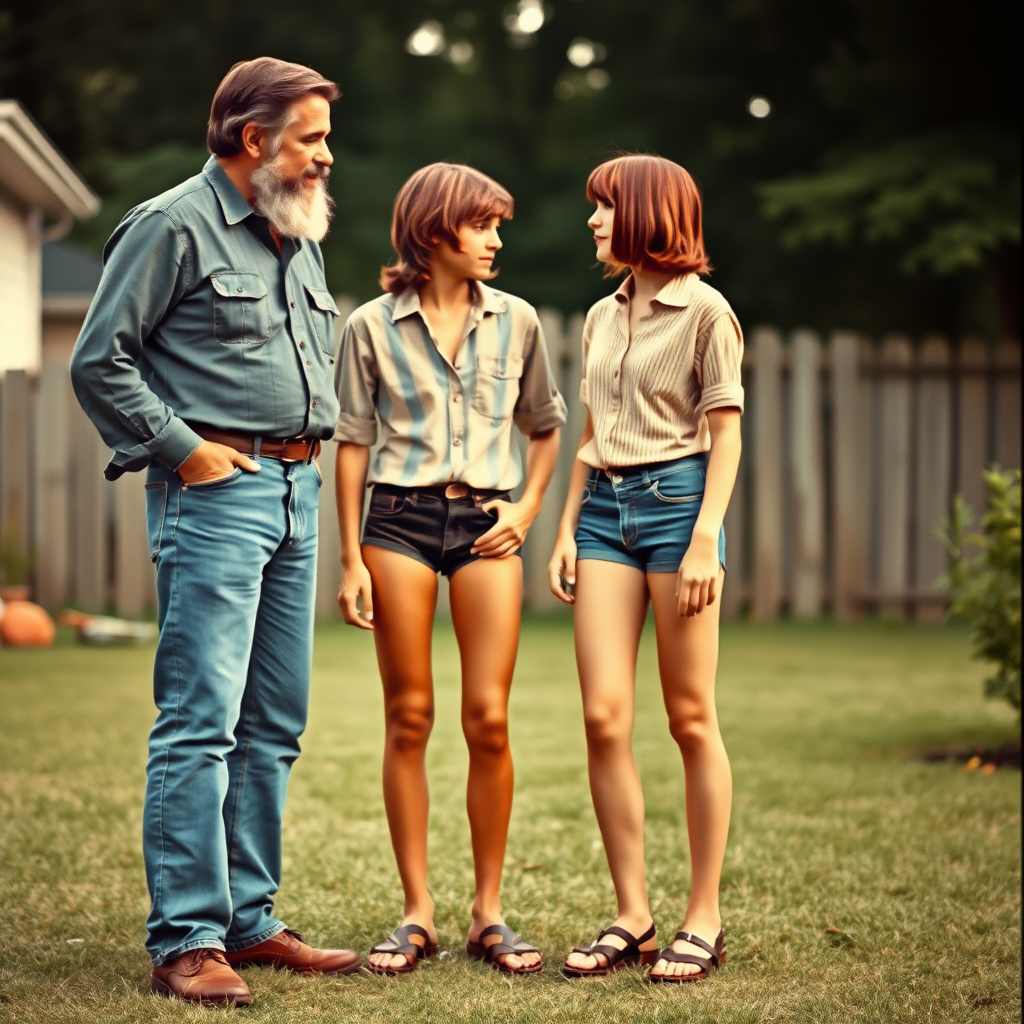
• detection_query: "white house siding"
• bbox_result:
[0,189,42,375]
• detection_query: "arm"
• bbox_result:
[472,427,560,558]
[677,408,742,616]
[335,442,374,629]
[547,411,596,604]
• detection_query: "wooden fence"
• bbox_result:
[0,304,1019,623]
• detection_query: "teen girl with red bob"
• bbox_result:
[549,154,743,982]
[334,163,566,976]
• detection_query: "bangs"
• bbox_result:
[585,161,617,209]
[438,165,514,234]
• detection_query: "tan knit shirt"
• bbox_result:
[578,273,744,469]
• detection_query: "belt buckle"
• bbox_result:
[279,437,308,464]
[445,482,470,499]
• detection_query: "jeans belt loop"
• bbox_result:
[252,435,262,459]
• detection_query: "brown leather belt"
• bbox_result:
[189,424,321,463]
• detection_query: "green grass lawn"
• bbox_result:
[0,618,1020,1024]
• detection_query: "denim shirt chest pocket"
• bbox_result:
[472,354,524,423]
[211,272,270,345]
[303,284,340,355]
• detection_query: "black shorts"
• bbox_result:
[362,483,518,578]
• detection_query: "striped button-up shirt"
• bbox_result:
[579,273,744,469]
[334,283,566,489]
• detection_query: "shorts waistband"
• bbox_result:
[598,453,708,483]
[372,482,509,500]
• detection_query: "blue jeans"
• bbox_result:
[142,457,320,965]
[575,454,726,573]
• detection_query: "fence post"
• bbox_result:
[113,471,154,618]
[70,400,109,612]
[993,339,1022,471]
[955,338,990,518]
[877,334,913,617]
[721,412,747,621]
[789,330,824,618]
[912,335,951,622]
[752,327,784,621]
[33,358,72,610]
[0,370,32,592]
[829,332,869,621]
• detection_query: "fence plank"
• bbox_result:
[993,339,1021,471]
[33,358,71,610]
[877,334,913,617]
[114,470,155,618]
[720,409,747,621]
[752,326,784,620]
[955,338,989,519]
[912,335,951,622]
[789,330,824,618]
[0,371,32,593]
[70,400,109,612]
[829,332,869,621]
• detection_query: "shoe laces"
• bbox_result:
[184,948,229,973]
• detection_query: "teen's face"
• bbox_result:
[435,215,503,280]
[588,201,614,263]
[267,93,333,188]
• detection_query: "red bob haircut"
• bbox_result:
[381,163,514,294]
[586,154,711,278]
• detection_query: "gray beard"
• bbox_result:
[250,155,334,242]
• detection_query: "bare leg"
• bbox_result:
[647,569,731,980]
[363,546,439,972]
[563,560,660,971]
[448,556,540,970]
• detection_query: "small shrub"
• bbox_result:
[941,468,1022,721]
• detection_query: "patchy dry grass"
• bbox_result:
[0,619,1019,1023]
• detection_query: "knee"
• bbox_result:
[666,702,715,754]
[462,705,509,758]
[386,701,434,754]
[583,704,631,750]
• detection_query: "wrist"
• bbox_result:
[692,524,719,544]
[518,491,543,518]
[341,551,364,570]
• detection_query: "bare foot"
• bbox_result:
[562,914,657,973]
[468,914,542,972]
[368,911,437,973]
[648,918,721,980]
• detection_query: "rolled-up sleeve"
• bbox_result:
[513,313,567,436]
[695,312,745,417]
[333,316,379,445]
[69,208,204,477]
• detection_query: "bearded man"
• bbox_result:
[71,58,359,1004]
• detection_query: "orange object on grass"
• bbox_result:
[0,600,56,647]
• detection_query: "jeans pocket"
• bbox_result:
[183,467,243,490]
[144,481,168,562]
[369,489,406,515]
[649,472,704,504]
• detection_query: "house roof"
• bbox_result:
[42,240,102,295]
[0,100,99,222]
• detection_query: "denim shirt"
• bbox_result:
[70,157,341,479]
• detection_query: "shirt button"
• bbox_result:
[236,286,243,294]
[453,437,461,447]
[453,395,460,403]
[305,361,311,368]
[299,341,306,349]
[311,399,318,409]
[290,301,296,309]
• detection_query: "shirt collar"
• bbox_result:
[612,272,696,309]
[390,280,508,324]
[203,156,256,227]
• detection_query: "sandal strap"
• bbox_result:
[658,950,714,970]
[478,925,538,962]
[673,930,721,959]
[370,924,431,958]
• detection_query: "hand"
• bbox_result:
[471,498,538,559]
[338,559,374,630]
[547,530,578,604]
[178,440,260,484]
[676,530,720,617]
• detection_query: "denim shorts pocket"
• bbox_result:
[649,473,703,504]
[211,272,270,345]
[471,354,524,422]
[183,467,243,490]
[144,481,168,562]
[369,490,406,515]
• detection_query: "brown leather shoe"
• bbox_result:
[151,948,251,1005]
[224,928,361,975]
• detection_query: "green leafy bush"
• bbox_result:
[942,468,1022,719]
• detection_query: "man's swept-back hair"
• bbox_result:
[381,163,514,294]
[586,154,711,278]
[207,57,339,157]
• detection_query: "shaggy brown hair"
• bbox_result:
[587,154,711,277]
[381,163,514,295]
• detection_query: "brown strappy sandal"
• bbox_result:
[649,928,725,983]
[467,924,543,975]
[366,924,437,976]
[561,922,658,978]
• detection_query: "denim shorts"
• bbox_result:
[362,483,517,577]
[574,454,726,574]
